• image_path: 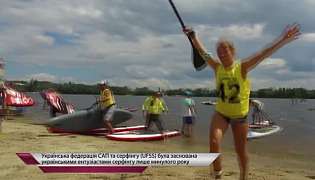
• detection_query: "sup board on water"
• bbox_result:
[249,121,273,129]
[247,125,281,139]
[201,101,217,105]
[46,107,133,132]
[106,130,180,141]
[122,107,137,112]
[47,125,146,135]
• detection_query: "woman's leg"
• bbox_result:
[209,112,229,174]
[181,117,186,135]
[187,124,192,137]
[145,114,152,131]
[188,116,195,137]
[231,122,249,180]
[153,116,164,134]
[103,106,115,133]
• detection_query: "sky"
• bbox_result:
[0,0,314,90]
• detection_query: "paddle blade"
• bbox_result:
[168,0,206,71]
[187,37,207,71]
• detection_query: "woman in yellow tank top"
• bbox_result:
[184,24,300,180]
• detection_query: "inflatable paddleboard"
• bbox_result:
[247,125,281,139]
[201,101,217,105]
[122,107,137,112]
[106,130,180,141]
[46,107,133,132]
[48,125,146,135]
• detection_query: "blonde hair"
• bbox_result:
[216,38,236,56]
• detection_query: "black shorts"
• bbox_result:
[146,114,164,132]
[217,112,248,125]
[183,116,194,125]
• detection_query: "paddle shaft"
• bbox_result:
[168,0,207,71]
[168,0,186,29]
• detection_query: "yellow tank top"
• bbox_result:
[142,96,167,115]
[215,62,250,119]
[100,89,115,108]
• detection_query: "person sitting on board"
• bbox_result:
[142,91,168,134]
[181,90,196,137]
[183,23,300,180]
[99,80,116,134]
[249,99,269,126]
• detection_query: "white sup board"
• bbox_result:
[106,130,180,141]
[48,125,146,135]
[201,101,217,105]
[247,125,281,139]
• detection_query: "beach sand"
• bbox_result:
[0,117,314,180]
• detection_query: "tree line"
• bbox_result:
[9,80,315,99]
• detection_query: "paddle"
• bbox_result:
[168,0,206,71]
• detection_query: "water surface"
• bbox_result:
[24,93,315,160]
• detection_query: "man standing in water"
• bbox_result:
[99,80,116,134]
[181,90,196,137]
[142,91,168,134]
[183,23,300,180]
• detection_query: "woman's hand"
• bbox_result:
[183,27,196,38]
[280,23,301,44]
[242,23,301,74]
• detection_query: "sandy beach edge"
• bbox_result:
[0,117,314,180]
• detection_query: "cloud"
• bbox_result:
[23,73,76,83]
[300,33,315,42]
[0,0,314,90]
[194,23,265,43]
[260,58,286,69]
[31,34,55,46]
[109,76,215,90]
[220,24,265,40]
[62,6,103,19]
[25,73,57,82]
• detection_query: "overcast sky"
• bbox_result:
[0,0,314,90]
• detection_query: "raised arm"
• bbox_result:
[183,28,220,70]
[242,23,301,75]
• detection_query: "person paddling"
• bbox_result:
[183,23,300,179]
